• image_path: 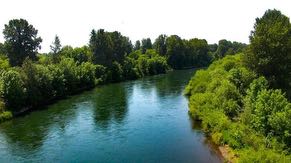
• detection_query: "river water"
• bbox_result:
[0,69,221,163]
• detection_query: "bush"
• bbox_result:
[239,148,291,163]
[21,60,54,106]
[95,64,107,82]
[243,78,291,146]
[0,69,26,111]
[0,111,12,122]
[78,62,96,87]
[110,61,123,82]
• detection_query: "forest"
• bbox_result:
[185,9,291,162]
[0,18,246,122]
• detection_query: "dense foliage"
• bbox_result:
[0,20,175,118]
[157,35,212,69]
[185,9,291,162]
[0,22,243,121]
[211,39,247,59]
[185,55,291,162]
[244,9,291,93]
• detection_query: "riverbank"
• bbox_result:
[0,70,170,124]
[191,118,236,162]
[185,54,291,162]
[0,49,173,123]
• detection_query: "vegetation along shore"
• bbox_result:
[0,18,246,122]
[185,9,291,162]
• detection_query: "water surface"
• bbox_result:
[0,69,221,163]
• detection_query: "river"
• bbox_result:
[0,69,221,163]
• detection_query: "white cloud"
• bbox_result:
[0,0,290,53]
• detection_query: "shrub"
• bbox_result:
[0,69,26,111]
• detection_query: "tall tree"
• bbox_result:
[153,34,167,55]
[141,38,152,54]
[186,38,210,67]
[3,19,42,66]
[109,31,132,63]
[89,29,97,52]
[50,35,61,62]
[134,40,141,51]
[165,35,185,69]
[50,35,61,55]
[89,29,113,66]
[244,9,291,89]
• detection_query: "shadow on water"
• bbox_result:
[0,95,82,156]
[90,83,130,130]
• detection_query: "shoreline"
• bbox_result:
[190,115,235,163]
[1,68,197,123]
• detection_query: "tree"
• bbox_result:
[214,40,246,59]
[109,31,132,63]
[50,35,62,63]
[134,40,141,51]
[165,35,185,69]
[153,34,167,55]
[89,29,97,53]
[214,39,232,59]
[186,38,210,67]
[0,43,5,55]
[50,35,61,54]
[89,29,132,66]
[3,19,42,66]
[89,29,113,66]
[141,38,152,54]
[244,9,291,90]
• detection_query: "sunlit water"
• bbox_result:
[0,69,221,163]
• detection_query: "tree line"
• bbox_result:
[0,18,246,121]
[185,9,291,162]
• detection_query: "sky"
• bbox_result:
[0,0,290,53]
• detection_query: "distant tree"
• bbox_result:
[208,43,218,53]
[134,40,141,51]
[109,31,132,63]
[214,39,232,59]
[89,29,113,66]
[50,35,61,55]
[3,19,42,66]
[89,29,97,52]
[141,38,152,54]
[214,39,247,59]
[153,34,167,55]
[244,9,291,89]
[50,35,61,63]
[89,29,132,67]
[186,38,210,67]
[165,35,185,69]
